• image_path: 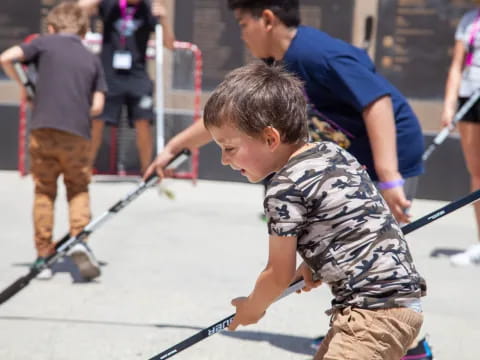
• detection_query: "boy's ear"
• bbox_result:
[261,9,276,30]
[47,25,56,34]
[263,126,281,150]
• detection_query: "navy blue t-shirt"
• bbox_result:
[283,26,424,181]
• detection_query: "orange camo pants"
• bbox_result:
[29,129,92,257]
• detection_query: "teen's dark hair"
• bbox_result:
[228,0,300,28]
[204,62,308,144]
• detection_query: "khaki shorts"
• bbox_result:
[314,306,423,360]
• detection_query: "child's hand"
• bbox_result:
[440,106,455,128]
[294,262,322,293]
[380,186,411,224]
[151,0,167,18]
[228,297,265,331]
[143,149,177,180]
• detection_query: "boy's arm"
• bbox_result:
[90,91,105,117]
[228,235,297,331]
[143,119,213,179]
[0,46,30,101]
[363,95,410,223]
[0,46,26,84]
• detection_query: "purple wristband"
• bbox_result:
[377,178,405,191]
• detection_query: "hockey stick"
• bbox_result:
[148,279,307,360]
[147,188,480,360]
[0,149,190,306]
[362,15,374,51]
[422,89,480,161]
[13,62,35,100]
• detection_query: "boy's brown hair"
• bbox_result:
[46,2,89,37]
[204,61,308,144]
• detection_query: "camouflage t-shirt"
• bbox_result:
[264,142,426,311]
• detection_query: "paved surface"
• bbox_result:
[0,170,479,360]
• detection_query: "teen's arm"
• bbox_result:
[363,95,410,223]
[441,40,465,128]
[90,91,105,117]
[143,119,213,179]
[77,0,101,15]
[151,0,175,50]
[228,235,297,331]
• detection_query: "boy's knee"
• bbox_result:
[134,119,151,130]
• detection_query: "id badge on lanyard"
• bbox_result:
[113,50,133,70]
[113,0,137,70]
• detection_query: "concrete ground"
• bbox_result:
[0,170,479,360]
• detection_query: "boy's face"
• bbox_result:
[234,9,272,59]
[209,124,275,183]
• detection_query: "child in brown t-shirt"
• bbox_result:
[0,2,107,280]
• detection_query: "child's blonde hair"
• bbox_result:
[46,2,89,37]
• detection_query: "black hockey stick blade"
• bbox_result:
[402,188,480,235]
[148,279,306,360]
[0,149,190,306]
[147,188,480,359]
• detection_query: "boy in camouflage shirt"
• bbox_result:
[203,62,426,360]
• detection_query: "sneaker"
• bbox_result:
[310,336,433,360]
[402,337,433,360]
[37,267,53,280]
[32,257,53,280]
[450,243,480,266]
[68,242,101,280]
[310,335,324,351]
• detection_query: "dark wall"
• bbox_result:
[0,102,470,202]
[0,104,19,170]
[174,0,354,91]
[418,133,470,201]
[375,0,474,100]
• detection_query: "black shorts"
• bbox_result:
[458,96,480,123]
[100,75,155,127]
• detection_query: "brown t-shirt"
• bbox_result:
[21,34,107,139]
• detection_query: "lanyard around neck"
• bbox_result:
[119,0,138,47]
[465,10,480,67]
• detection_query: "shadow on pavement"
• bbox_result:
[11,257,107,283]
[430,247,465,258]
[0,315,316,356]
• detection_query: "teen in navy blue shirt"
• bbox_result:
[283,25,424,183]
[146,0,424,224]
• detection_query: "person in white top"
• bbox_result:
[442,3,480,266]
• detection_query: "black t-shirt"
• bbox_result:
[20,34,107,139]
[99,0,156,84]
